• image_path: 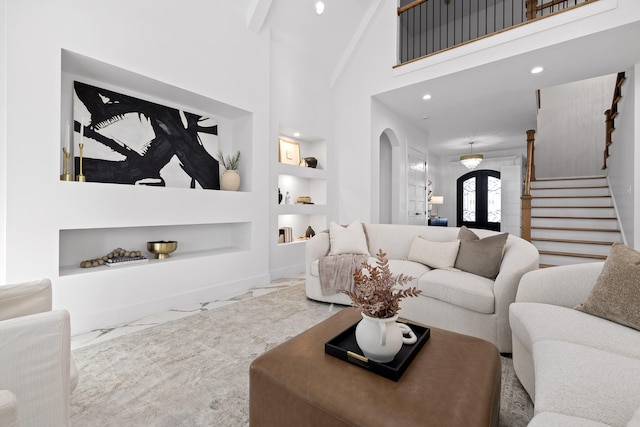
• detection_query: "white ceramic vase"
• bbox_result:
[355,313,404,363]
[220,170,240,191]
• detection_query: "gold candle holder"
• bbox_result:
[60,147,72,181]
[76,143,86,182]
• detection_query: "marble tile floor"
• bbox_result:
[70,276,305,350]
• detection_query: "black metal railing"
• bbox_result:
[398,0,597,64]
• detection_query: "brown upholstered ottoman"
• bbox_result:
[250,308,501,427]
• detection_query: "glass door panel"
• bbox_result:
[457,170,501,231]
[462,177,476,222]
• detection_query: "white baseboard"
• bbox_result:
[70,273,271,335]
[269,264,305,281]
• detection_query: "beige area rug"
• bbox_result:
[71,281,533,426]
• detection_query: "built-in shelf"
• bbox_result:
[61,49,253,192]
[59,246,247,276]
[275,162,326,179]
[277,239,309,246]
[59,222,251,276]
[270,128,329,278]
[276,203,326,215]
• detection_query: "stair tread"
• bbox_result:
[532,195,611,199]
[532,216,616,220]
[532,226,620,232]
[531,186,608,190]
[531,237,616,245]
[539,250,607,260]
[533,176,606,182]
[532,206,613,209]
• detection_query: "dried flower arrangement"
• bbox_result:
[343,249,422,319]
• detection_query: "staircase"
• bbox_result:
[529,176,620,267]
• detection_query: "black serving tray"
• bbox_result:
[325,319,430,381]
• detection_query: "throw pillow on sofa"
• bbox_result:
[329,221,370,256]
[454,226,508,279]
[576,243,640,331]
[408,235,460,269]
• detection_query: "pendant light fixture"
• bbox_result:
[460,141,483,170]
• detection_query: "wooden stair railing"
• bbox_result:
[526,0,598,20]
[521,129,536,242]
[602,72,626,170]
[396,0,598,65]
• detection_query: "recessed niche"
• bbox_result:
[59,222,251,276]
[60,49,253,191]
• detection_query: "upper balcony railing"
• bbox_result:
[397,0,598,65]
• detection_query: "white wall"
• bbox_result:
[2,0,271,333]
[268,37,336,278]
[370,99,430,225]
[379,132,392,224]
[607,64,638,248]
[0,0,6,281]
[437,150,524,234]
[332,0,640,225]
[536,74,617,179]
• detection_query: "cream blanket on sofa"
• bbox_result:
[318,254,368,296]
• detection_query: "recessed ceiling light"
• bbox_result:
[293,132,301,137]
[314,1,325,15]
[422,94,432,100]
[530,66,544,74]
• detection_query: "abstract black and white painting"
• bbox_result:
[73,81,220,189]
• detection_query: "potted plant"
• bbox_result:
[215,149,241,191]
[343,249,422,362]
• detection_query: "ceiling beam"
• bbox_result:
[331,0,384,87]
[247,0,272,33]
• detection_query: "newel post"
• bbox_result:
[526,129,536,185]
[521,129,536,242]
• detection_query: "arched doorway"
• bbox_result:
[379,132,392,224]
[457,170,501,231]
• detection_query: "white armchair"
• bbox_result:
[0,279,77,427]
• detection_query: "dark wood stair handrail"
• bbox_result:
[602,72,626,170]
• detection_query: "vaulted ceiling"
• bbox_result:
[242,1,640,157]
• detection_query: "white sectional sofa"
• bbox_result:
[306,223,539,353]
[510,261,640,427]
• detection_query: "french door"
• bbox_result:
[407,147,427,225]
[456,170,501,231]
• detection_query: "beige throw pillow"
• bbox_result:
[329,221,370,256]
[454,226,508,279]
[576,243,640,331]
[408,235,460,269]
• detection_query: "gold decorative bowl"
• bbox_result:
[147,241,178,259]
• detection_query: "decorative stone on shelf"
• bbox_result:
[80,247,145,268]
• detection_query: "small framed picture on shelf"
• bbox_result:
[278,138,301,166]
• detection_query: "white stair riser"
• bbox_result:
[532,228,621,242]
[531,217,619,229]
[531,207,616,217]
[532,178,607,189]
[540,253,606,266]
[532,197,612,207]
[532,241,613,257]
[531,187,610,197]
